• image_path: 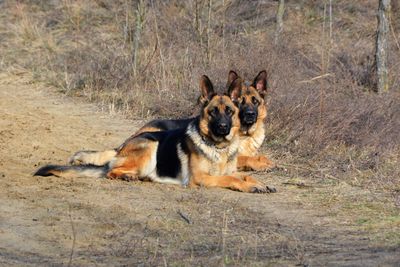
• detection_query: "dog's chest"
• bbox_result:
[187,124,239,176]
[195,152,236,176]
[196,141,238,173]
[238,124,265,156]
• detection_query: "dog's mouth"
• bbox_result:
[214,128,230,137]
[208,128,234,144]
[242,116,256,126]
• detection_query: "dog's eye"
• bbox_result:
[252,96,259,105]
[209,107,219,117]
[241,98,246,105]
[225,106,233,116]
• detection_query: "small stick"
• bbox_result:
[298,73,333,83]
[177,210,192,224]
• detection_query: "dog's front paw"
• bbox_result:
[243,176,276,194]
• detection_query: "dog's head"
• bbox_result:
[198,75,241,144]
[227,70,268,134]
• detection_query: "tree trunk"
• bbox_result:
[392,0,400,31]
[132,0,145,77]
[206,0,212,66]
[274,0,285,45]
[375,0,391,93]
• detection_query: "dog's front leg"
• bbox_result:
[191,173,272,193]
[237,155,275,171]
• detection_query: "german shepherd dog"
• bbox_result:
[35,75,274,193]
[69,70,275,171]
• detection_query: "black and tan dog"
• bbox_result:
[69,70,275,171]
[35,75,274,193]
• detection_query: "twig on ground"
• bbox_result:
[177,210,192,224]
[282,181,313,188]
[298,73,333,83]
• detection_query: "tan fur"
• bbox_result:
[107,141,158,180]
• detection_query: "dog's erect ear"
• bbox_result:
[227,77,242,102]
[226,70,239,88]
[252,70,268,97]
[199,75,215,105]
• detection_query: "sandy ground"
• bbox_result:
[0,72,399,266]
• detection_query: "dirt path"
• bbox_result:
[0,72,398,266]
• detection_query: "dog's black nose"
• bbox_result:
[216,122,229,135]
[218,122,228,131]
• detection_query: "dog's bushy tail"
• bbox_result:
[34,164,108,178]
[68,149,117,166]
